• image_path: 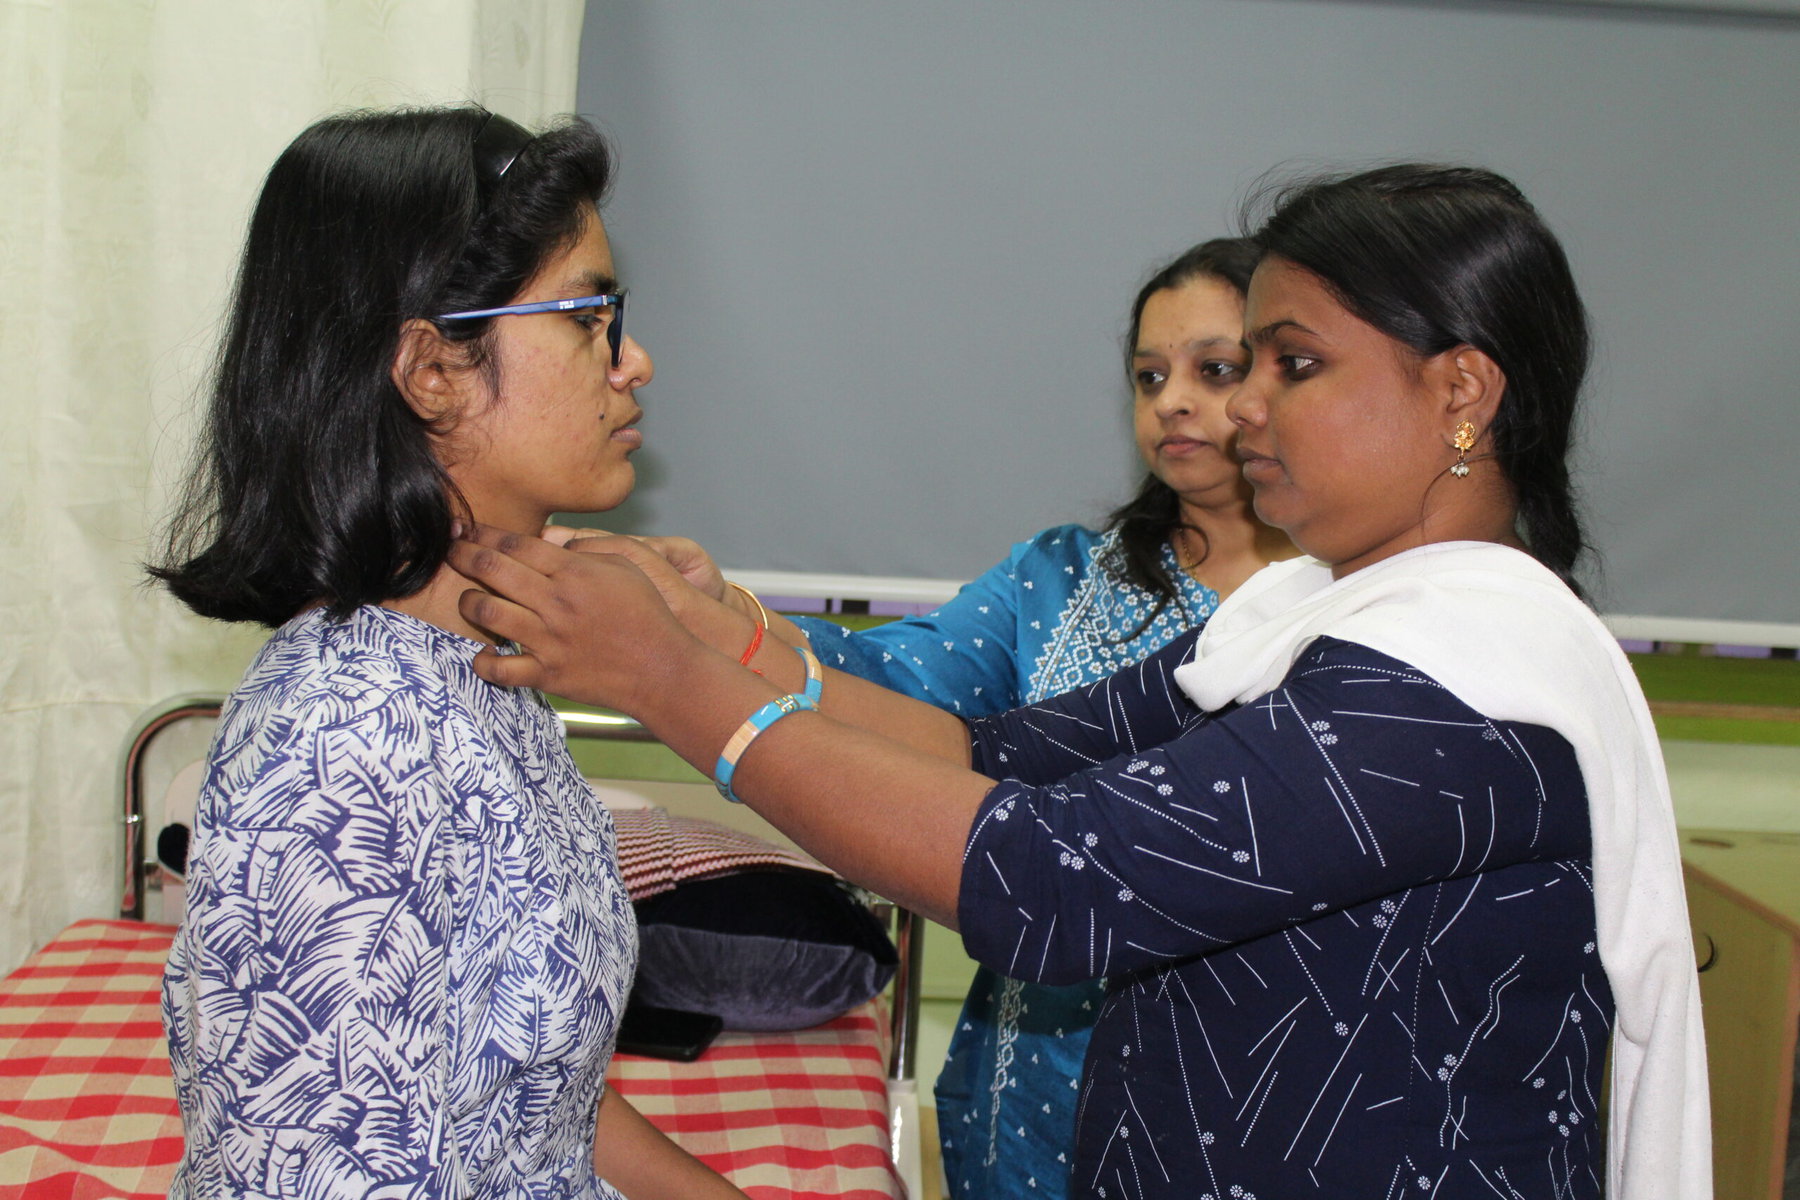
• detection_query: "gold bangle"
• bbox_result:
[726,580,771,629]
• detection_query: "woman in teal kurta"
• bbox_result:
[786,239,1293,1199]
[794,525,1215,716]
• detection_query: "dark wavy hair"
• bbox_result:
[1243,164,1592,592]
[150,106,614,627]
[1101,237,1262,620]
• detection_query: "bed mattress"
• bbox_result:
[0,920,901,1199]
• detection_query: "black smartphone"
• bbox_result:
[616,1002,723,1063]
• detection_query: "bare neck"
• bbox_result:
[1175,496,1298,601]
[382,562,498,645]
[1329,467,1521,580]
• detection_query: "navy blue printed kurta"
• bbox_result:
[959,635,1610,1199]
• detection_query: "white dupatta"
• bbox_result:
[1173,542,1710,1199]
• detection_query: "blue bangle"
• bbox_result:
[714,647,822,804]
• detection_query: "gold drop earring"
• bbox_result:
[1450,420,1477,478]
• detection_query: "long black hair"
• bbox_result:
[1101,237,1262,617]
[151,106,613,627]
[1244,164,1592,591]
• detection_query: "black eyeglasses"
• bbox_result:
[435,292,628,368]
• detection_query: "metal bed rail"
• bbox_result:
[117,694,222,923]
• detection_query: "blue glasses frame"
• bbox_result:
[435,292,627,367]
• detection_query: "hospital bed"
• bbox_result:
[0,695,927,1198]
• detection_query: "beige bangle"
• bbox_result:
[726,580,771,629]
[795,642,823,701]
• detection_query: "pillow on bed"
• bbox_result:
[609,805,829,901]
[631,869,899,1032]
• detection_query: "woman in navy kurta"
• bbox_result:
[959,633,1609,1197]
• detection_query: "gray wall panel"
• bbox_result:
[576,0,1800,623]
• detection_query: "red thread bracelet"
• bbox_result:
[739,622,766,668]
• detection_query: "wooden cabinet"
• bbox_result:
[1681,828,1800,1200]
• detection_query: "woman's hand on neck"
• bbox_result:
[383,512,551,645]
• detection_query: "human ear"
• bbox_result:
[391,319,473,425]
[1433,345,1507,443]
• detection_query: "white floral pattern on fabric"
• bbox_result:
[1027,530,1217,702]
[163,607,636,1199]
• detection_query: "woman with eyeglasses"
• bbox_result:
[152,106,747,1199]
[448,164,1708,1198]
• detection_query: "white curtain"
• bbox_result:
[0,0,587,974]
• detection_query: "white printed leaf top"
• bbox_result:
[164,606,637,1199]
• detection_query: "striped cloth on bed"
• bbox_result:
[0,920,901,1200]
[611,806,832,901]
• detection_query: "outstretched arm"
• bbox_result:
[593,1086,749,1199]
[448,527,988,926]
[782,541,1038,715]
[544,524,819,655]
[459,525,973,764]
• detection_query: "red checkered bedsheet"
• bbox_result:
[0,921,179,1199]
[0,920,902,1200]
